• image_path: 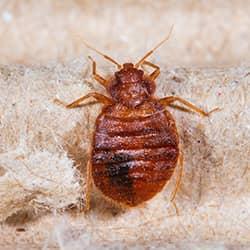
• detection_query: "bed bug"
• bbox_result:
[55,28,217,210]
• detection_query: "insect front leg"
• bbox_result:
[88,56,108,88]
[142,60,160,80]
[159,96,219,116]
[54,92,113,109]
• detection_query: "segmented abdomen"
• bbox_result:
[91,101,179,207]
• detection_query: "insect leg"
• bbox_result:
[84,160,92,212]
[170,151,184,216]
[88,56,108,88]
[159,96,219,116]
[54,92,113,108]
[142,60,160,80]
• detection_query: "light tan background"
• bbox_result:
[0,0,250,67]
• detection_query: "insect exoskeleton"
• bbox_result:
[55,27,218,210]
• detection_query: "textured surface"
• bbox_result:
[0,61,249,249]
[0,0,250,249]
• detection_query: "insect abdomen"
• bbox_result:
[91,102,179,207]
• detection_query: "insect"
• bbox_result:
[56,28,217,211]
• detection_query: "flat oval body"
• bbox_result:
[91,99,179,207]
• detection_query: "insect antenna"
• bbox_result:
[80,38,122,69]
[135,25,174,68]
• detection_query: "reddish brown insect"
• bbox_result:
[56,28,217,210]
